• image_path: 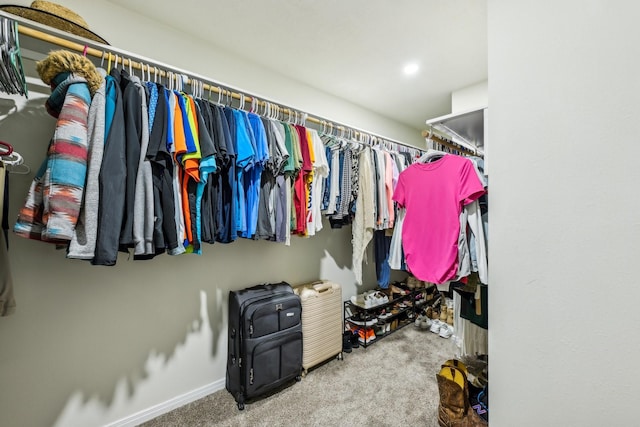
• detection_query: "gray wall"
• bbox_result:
[0,1,418,426]
[488,1,640,425]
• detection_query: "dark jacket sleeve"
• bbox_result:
[119,70,142,249]
[93,75,126,266]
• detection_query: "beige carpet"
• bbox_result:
[141,325,457,427]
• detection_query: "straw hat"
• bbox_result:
[0,1,108,44]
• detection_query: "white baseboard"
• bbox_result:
[105,378,226,427]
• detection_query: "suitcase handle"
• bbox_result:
[312,282,334,294]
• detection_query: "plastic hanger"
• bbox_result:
[418,148,447,163]
[106,53,112,74]
[95,51,108,77]
[0,140,13,155]
[190,78,197,98]
[239,93,245,111]
[1,148,29,174]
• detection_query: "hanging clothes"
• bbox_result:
[67,79,106,260]
[117,68,143,251]
[328,144,353,228]
[467,156,489,284]
[13,50,435,265]
[393,154,485,284]
[306,129,329,236]
[132,75,153,257]
[255,118,277,241]
[14,71,93,243]
[388,208,405,270]
[229,109,255,238]
[192,98,217,254]
[351,146,375,285]
[245,112,269,239]
[270,120,290,244]
[93,71,127,265]
[222,106,239,243]
[177,92,202,252]
[211,104,235,244]
[164,88,186,255]
[0,161,15,316]
[194,99,219,247]
[146,83,179,255]
[293,124,312,236]
[323,139,340,215]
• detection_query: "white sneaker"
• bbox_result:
[429,319,442,334]
[420,316,433,330]
[369,291,388,306]
[438,323,453,339]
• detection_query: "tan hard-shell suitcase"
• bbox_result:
[294,281,343,375]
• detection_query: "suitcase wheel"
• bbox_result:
[296,375,302,382]
[235,393,245,411]
[338,352,343,361]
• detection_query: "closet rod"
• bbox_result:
[16,22,422,152]
[420,129,477,156]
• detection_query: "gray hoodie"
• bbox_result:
[67,79,106,259]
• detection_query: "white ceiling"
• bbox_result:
[114,0,488,131]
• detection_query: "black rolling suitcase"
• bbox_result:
[226,282,303,410]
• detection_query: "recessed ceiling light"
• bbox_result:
[403,62,419,76]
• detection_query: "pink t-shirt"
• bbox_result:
[392,155,485,284]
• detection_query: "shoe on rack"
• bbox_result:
[390,283,409,296]
[349,329,360,349]
[358,328,376,344]
[425,306,433,319]
[440,302,448,322]
[342,331,353,353]
[363,292,376,308]
[407,276,418,289]
[447,310,454,326]
[430,319,443,334]
[373,291,389,306]
[350,293,365,307]
[446,299,454,325]
[351,290,381,309]
[349,312,378,326]
[439,323,454,339]
[420,316,433,330]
